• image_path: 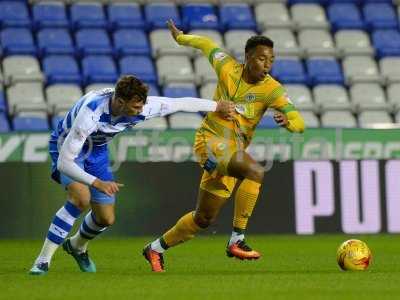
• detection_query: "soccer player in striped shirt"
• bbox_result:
[143,20,305,272]
[29,75,235,275]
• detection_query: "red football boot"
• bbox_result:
[143,245,165,272]
[226,240,261,260]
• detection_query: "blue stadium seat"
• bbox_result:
[145,3,181,30]
[327,3,364,31]
[113,29,150,57]
[181,4,220,31]
[75,29,113,57]
[363,3,398,30]
[119,56,156,84]
[0,1,31,28]
[163,85,198,98]
[0,28,36,56]
[70,3,107,29]
[364,0,394,2]
[0,91,6,113]
[42,55,81,85]
[82,55,118,85]
[340,0,393,3]
[32,2,68,29]
[306,58,344,86]
[257,115,279,129]
[147,84,160,96]
[219,4,256,31]
[51,115,63,130]
[108,3,146,30]
[372,30,400,58]
[37,29,74,56]
[0,113,10,132]
[13,116,49,132]
[271,59,308,85]
[329,0,361,3]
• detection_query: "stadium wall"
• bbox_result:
[1,129,399,238]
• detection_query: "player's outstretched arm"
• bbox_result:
[167,19,219,58]
[144,96,235,120]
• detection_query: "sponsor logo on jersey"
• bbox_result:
[214,51,227,61]
[245,93,256,102]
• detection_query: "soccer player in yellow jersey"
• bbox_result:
[144,20,305,272]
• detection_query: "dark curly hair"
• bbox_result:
[114,75,148,104]
[245,36,274,54]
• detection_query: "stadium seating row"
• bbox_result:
[0,1,400,32]
[23,0,400,3]
[1,53,400,88]
[2,27,400,60]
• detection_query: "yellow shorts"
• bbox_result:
[193,130,242,198]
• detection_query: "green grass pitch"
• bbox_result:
[1,235,399,300]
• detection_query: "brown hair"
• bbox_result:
[114,75,148,104]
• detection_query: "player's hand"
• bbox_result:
[167,19,183,41]
[92,179,124,196]
[273,111,288,127]
[216,100,235,120]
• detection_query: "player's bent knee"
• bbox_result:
[95,215,115,227]
[68,196,89,211]
[246,164,265,183]
[194,213,216,228]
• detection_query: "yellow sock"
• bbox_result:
[162,211,202,247]
[233,179,261,230]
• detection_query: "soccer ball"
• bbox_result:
[336,239,372,271]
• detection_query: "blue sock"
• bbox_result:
[35,201,81,265]
[47,201,81,245]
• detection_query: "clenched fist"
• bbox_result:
[216,100,236,120]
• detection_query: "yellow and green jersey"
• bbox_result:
[176,33,304,146]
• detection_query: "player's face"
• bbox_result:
[123,97,145,116]
[245,45,275,82]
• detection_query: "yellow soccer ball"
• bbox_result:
[336,239,372,271]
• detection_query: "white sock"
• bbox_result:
[229,231,245,246]
[150,239,166,253]
[35,238,59,265]
[70,231,90,254]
